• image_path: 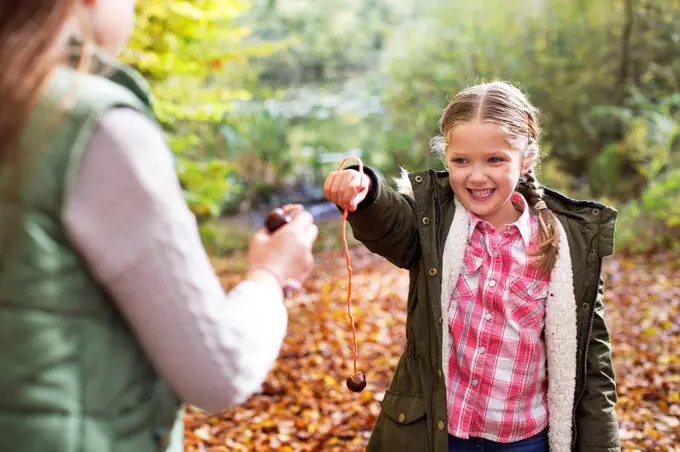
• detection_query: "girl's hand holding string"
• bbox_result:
[323,168,371,212]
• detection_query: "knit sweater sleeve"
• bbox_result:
[63,107,288,413]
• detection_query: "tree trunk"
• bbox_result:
[619,0,634,103]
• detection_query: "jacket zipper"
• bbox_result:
[431,171,444,451]
[571,256,603,448]
[432,170,444,264]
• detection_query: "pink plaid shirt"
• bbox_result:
[446,192,550,442]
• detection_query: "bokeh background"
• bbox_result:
[121,1,679,450]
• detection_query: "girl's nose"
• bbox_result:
[468,167,488,185]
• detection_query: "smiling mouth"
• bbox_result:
[468,188,496,199]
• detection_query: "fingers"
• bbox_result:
[330,172,345,207]
[323,172,336,203]
[287,211,318,247]
[282,204,304,215]
[306,222,319,247]
[289,210,313,226]
[324,169,366,210]
[342,172,359,211]
[345,171,365,212]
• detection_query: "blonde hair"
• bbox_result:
[430,81,559,274]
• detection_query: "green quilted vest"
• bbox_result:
[0,54,183,452]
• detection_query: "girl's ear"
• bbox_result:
[521,157,535,175]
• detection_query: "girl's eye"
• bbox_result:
[452,158,467,165]
[488,157,503,163]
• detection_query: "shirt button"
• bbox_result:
[479,347,486,354]
[429,268,438,276]
[472,379,479,386]
[485,313,492,320]
[492,250,499,258]
[437,421,445,431]
[422,217,430,225]
[528,288,534,295]
[489,280,497,287]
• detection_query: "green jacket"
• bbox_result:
[0,56,182,451]
[345,167,620,452]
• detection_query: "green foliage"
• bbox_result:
[616,168,680,256]
[121,0,288,221]
[218,104,295,209]
[176,158,239,220]
[122,0,259,125]
[249,0,406,84]
[588,91,680,200]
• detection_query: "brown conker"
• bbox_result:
[265,208,291,233]
[346,372,367,392]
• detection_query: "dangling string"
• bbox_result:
[336,156,364,376]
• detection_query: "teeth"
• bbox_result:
[470,189,494,198]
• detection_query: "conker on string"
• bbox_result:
[265,208,291,233]
[346,372,367,392]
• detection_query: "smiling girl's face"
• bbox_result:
[446,120,533,229]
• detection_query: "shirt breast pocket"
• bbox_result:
[507,277,548,327]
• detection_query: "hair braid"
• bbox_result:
[524,169,559,274]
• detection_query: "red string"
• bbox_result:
[336,156,363,375]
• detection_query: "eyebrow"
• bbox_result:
[448,149,513,157]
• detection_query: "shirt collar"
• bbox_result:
[467,192,533,247]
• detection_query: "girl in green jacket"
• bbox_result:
[325,81,620,452]
[0,1,318,450]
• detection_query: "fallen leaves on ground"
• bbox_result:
[605,252,679,450]
[184,247,679,451]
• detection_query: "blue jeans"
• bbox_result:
[448,428,549,452]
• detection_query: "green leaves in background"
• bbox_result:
[121,0,679,255]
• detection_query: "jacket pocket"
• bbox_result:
[371,390,429,452]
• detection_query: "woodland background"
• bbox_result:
[121,0,679,450]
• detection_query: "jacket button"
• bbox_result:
[398,413,405,422]
[429,268,438,276]
[592,208,600,215]
[438,369,442,378]
[422,217,430,225]
[438,316,443,324]
[437,421,445,431]
[582,303,589,309]
[415,175,423,183]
